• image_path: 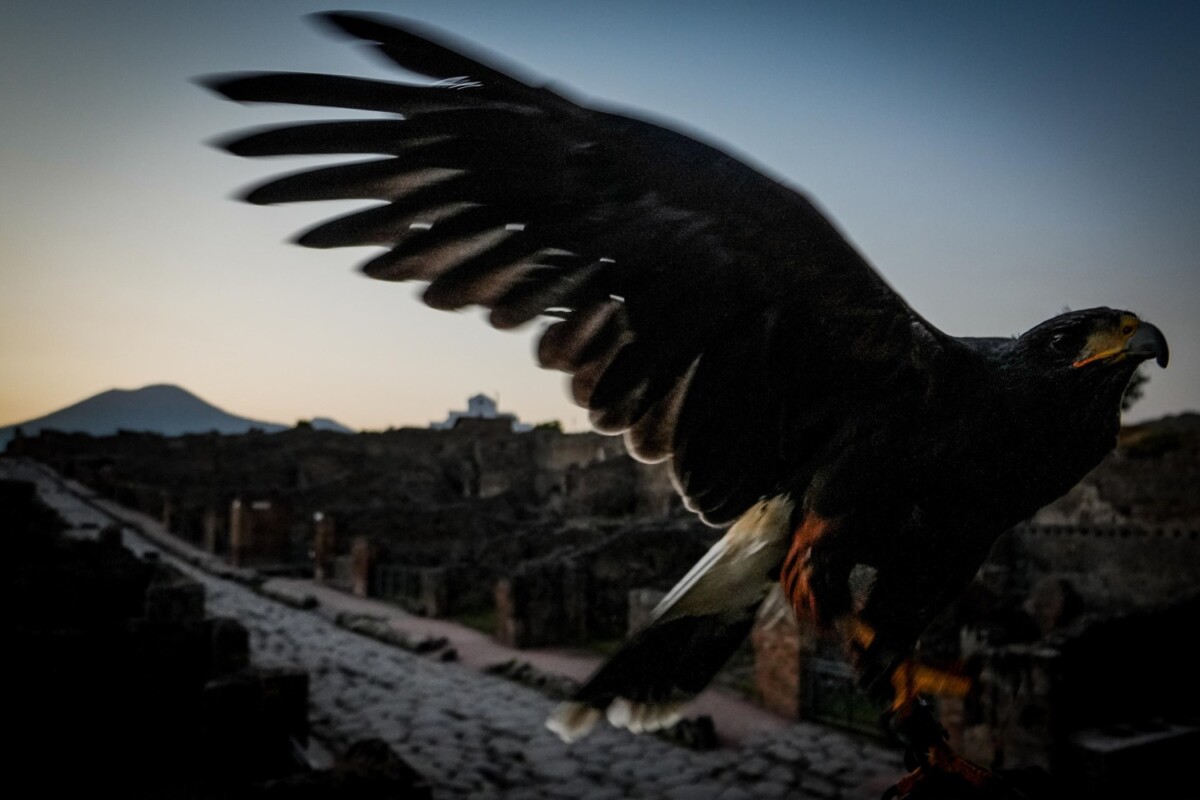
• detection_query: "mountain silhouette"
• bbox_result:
[1,384,352,448]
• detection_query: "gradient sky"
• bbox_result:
[2,0,1197,432]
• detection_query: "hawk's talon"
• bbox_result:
[884,753,1006,799]
[884,694,1014,799]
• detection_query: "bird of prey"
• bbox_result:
[205,13,1169,796]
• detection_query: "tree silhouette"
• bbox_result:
[1122,367,1148,412]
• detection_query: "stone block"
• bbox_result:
[258,667,310,744]
[202,673,263,768]
[98,523,124,547]
[207,616,250,677]
[144,577,205,624]
[132,618,210,696]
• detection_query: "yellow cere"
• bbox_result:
[1072,314,1141,368]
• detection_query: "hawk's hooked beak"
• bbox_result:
[1073,318,1169,370]
[1126,321,1169,368]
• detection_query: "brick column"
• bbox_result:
[751,594,804,718]
[313,512,335,580]
[350,536,377,597]
[229,499,247,567]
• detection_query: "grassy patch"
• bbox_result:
[583,636,626,657]
[451,606,498,636]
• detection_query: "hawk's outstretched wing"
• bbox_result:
[205,12,960,525]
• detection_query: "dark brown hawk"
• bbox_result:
[205,13,1168,796]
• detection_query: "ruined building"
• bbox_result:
[3,476,433,797]
[10,419,687,639]
[10,411,1199,795]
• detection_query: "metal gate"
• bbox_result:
[806,657,883,736]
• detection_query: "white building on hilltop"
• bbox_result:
[431,393,533,432]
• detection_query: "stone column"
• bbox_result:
[161,493,174,530]
[229,498,246,567]
[313,511,335,580]
[350,537,377,597]
[494,578,519,647]
[203,506,222,553]
[751,591,805,718]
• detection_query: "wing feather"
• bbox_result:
[205,13,962,525]
[244,161,461,205]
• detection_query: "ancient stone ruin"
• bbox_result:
[2,477,431,798]
[8,411,1200,796]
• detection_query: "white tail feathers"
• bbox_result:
[605,697,684,734]
[546,698,684,743]
[543,495,796,744]
[545,701,602,743]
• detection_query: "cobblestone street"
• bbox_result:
[4,459,904,799]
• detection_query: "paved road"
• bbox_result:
[3,458,904,799]
[264,575,792,745]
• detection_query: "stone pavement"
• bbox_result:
[3,458,905,799]
[263,575,791,746]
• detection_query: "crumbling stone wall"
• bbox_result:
[987,524,1200,614]
[375,563,460,617]
[633,460,681,517]
[229,495,293,567]
[949,524,1200,780]
[14,422,676,597]
[583,523,716,638]
[494,521,716,647]
[1034,413,1200,528]
[562,456,641,520]
[495,558,590,648]
[750,522,1200,765]
[4,479,310,794]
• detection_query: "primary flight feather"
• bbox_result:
[206,12,1168,792]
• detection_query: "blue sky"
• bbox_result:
[2,1,1197,430]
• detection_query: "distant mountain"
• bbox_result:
[307,417,355,434]
[0,384,353,448]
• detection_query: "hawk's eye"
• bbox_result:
[1121,324,1134,335]
[1048,333,1073,358]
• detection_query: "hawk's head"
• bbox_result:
[1019,307,1169,374]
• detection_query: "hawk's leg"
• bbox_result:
[780,513,837,622]
[882,662,1003,799]
[781,523,1007,797]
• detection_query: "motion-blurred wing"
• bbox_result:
[205,12,955,525]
